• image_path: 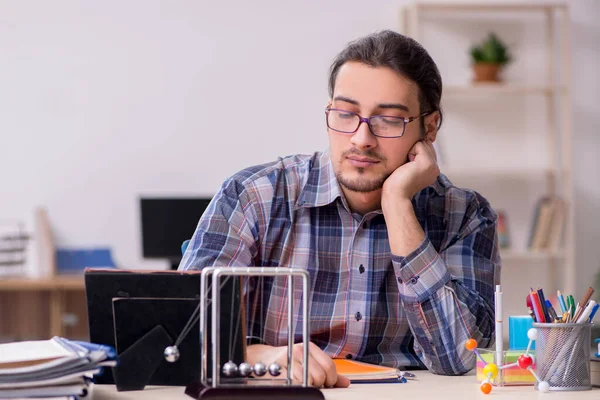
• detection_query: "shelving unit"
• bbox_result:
[400,2,574,330]
[0,276,88,341]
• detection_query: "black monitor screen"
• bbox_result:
[140,198,211,262]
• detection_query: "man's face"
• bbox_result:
[328,61,423,193]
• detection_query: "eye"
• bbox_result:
[336,111,356,119]
[380,116,404,126]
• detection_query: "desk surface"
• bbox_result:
[92,371,599,400]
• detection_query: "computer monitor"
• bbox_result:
[140,197,211,270]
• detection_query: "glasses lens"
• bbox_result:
[370,116,406,137]
[327,109,359,133]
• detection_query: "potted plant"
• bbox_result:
[470,33,512,83]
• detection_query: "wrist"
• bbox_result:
[381,194,413,216]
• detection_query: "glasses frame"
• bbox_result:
[325,107,433,138]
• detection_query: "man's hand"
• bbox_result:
[382,139,439,204]
[246,342,350,388]
[381,139,439,256]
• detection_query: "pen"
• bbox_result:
[567,295,576,321]
[576,300,596,324]
[574,287,595,321]
[588,303,599,323]
[529,291,543,323]
[537,288,551,323]
[557,290,567,314]
[545,300,558,322]
[495,285,503,368]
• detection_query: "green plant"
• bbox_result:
[470,33,512,65]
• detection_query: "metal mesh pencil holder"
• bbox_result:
[533,322,592,391]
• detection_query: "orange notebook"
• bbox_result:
[333,359,406,383]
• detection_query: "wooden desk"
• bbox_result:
[91,371,599,399]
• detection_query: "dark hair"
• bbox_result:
[328,30,443,133]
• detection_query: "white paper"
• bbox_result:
[0,339,72,365]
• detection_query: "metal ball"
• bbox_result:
[222,361,238,377]
[253,362,267,376]
[238,362,253,377]
[268,362,282,377]
[163,346,180,363]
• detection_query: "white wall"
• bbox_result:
[0,0,598,294]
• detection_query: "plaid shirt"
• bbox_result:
[179,151,500,375]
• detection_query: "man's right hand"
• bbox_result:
[246,342,351,388]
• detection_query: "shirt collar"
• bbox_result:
[295,149,448,210]
[295,150,343,210]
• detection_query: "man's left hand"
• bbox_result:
[382,139,440,203]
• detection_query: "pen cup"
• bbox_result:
[475,349,537,386]
[533,322,592,391]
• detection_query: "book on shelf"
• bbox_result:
[528,196,566,252]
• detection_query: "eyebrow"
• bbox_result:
[333,96,410,112]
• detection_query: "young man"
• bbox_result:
[179,30,500,388]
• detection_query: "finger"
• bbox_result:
[290,359,308,386]
[307,354,327,388]
[335,374,351,388]
[413,140,437,163]
[307,343,337,388]
[282,358,306,385]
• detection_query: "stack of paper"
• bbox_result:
[0,337,117,399]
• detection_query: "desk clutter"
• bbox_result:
[0,336,117,399]
[468,285,597,395]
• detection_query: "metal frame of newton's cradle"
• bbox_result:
[185,266,324,400]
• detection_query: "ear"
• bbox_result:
[424,112,440,143]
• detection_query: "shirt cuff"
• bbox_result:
[391,238,451,303]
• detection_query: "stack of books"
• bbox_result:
[0,337,117,399]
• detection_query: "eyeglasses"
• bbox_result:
[325,107,432,138]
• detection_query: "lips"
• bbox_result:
[346,155,380,168]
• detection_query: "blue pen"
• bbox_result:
[557,290,567,314]
[588,303,599,323]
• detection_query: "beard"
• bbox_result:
[335,148,389,193]
[336,169,390,193]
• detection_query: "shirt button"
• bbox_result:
[397,277,403,284]
[358,265,365,274]
[409,276,419,285]
[355,311,362,321]
[345,354,353,359]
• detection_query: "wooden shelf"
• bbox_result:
[402,1,575,296]
[0,276,84,291]
[445,83,567,96]
[443,168,555,180]
[413,2,567,12]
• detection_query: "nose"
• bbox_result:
[350,119,377,149]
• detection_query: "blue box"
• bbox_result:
[509,315,535,350]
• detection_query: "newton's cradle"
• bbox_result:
[162,266,323,400]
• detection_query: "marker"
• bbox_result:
[588,303,599,323]
[577,300,596,324]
